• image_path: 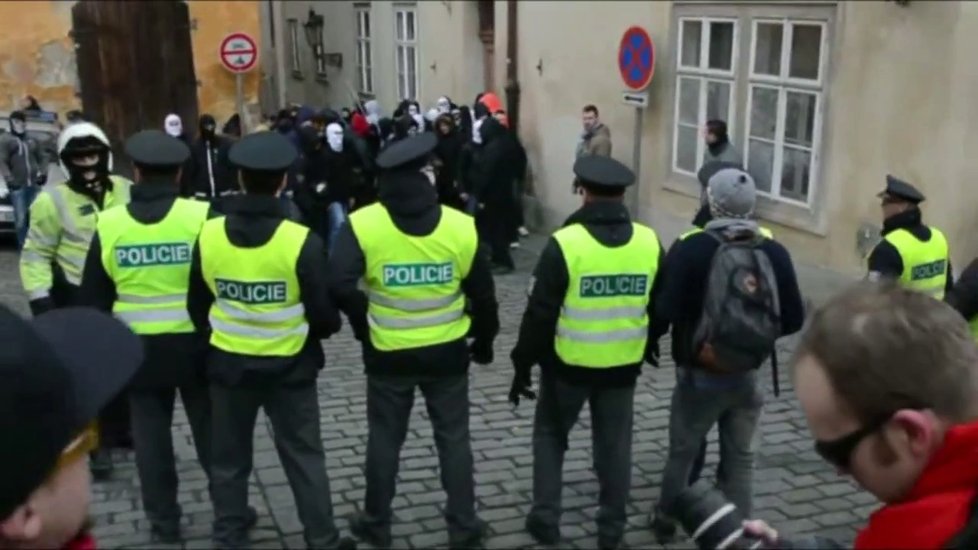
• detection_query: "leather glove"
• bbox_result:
[647,340,661,368]
[469,341,493,365]
[508,367,536,407]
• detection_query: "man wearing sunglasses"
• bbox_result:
[745,282,978,548]
[866,175,952,299]
[0,305,143,549]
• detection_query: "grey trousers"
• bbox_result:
[528,374,635,543]
[130,383,212,529]
[360,374,480,541]
[210,381,340,548]
[657,368,763,517]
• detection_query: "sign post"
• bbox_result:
[219,32,259,134]
[617,26,656,217]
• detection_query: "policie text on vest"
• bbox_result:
[579,274,649,298]
[115,243,192,268]
[383,263,453,287]
[216,278,288,304]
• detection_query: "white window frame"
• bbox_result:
[394,5,419,100]
[288,19,302,76]
[355,6,373,94]
[671,17,739,176]
[744,18,827,207]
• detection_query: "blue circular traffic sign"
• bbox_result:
[618,26,655,91]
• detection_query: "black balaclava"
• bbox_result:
[61,136,111,194]
[706,119,730,155]
[298,126,322,157]
[199,114,217,141]
[9,111,26,139]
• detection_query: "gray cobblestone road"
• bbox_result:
[0,235,873,549]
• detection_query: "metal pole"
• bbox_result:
[235,73,246,135]
[504,0,520,132]
[629,105,643,217]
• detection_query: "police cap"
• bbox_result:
[125,129,190,169]
[376,133,437,170]
[878,174,925,204]
[229,131,297,173]
[573,155,635,189]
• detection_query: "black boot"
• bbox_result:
[347,512,391,549]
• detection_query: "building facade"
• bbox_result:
[265,0,978,276]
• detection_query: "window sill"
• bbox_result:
[291,70,305,81]
[662,173,827,237]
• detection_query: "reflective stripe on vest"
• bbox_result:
[881,227,949,300]
[199,217,310,356]
[680,225,774,241]
[553,223,661,368]
[98,197,207,335]
[349,203,477,352]
[50,178,132,285]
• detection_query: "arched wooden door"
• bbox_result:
[71,0,198,170]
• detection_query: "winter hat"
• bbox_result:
[707,168,757,219]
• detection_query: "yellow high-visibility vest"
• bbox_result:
[878,227,949,299]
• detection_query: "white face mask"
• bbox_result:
[326,123,344,152]
[436,97,451,113]
[164,115,182,137]
[472,118,484,144]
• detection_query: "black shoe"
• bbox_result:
[347,512,391,549]
[245,506,258,529]
[449,519,489,548]
[525,517,560,546]
[89,449,113,481]
[597,535,622,550]
[336,537,358,550]
[150,524,182,544]
[650,509,677,544]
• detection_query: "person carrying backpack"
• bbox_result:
[647,167,805,543]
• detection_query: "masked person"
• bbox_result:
[184,114,238,210]
[187,131,355,550]
[322,122,355,252]
[0,305,143,550]
[20,122,133,478]
[164,113,189,145]
[0,110,49,249]
[329,133,499,549]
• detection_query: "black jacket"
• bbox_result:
[79,181,215,390]
[471,118,518,208]
[652,225,805,368]
[328,170,499,377]
[433,124,464,207]
[182,135,238,201]
[186,195,341,387]
[867,207,954,293]
[510,201,664,388]
[946,257,978,322]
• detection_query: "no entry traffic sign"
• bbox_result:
[618,26,655,91]
[220,32,258,74]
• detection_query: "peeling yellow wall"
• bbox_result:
[0,0,260,125]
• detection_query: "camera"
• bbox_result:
[669,480,765,549]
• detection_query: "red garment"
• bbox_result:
[855,420,978,549]
[351,112,370,138]
[64,532,96,550]
[479,92,503,114]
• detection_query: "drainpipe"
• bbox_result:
[272,0,287,109]
[503,0,520,133]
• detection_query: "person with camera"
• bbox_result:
[740,282,978,549]
[648,167,805,542]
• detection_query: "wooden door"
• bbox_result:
[72,0,198,171]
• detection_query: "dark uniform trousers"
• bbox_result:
[528,372,635,542]
[361,373,480,541]
[130,382,212,527]
[209,381,341,548]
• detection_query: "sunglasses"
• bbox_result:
[53,423,99,474]
[814,405,926,469]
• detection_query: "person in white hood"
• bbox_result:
[407,103,426,132]
[436,96,453,114]
[163,114,188,144]
[322,123,354,252]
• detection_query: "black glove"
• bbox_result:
[28,296,55,317]
[646,340,661,368]
[469,341,493,365]
[35,173,47,186]
[508,367,536,406]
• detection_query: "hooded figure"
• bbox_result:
[432,113,464,208]
[57,122,114,195]
[183,114,237,204]
[407,103,426,132]
[326,122,345,153]
[164,114,186,141]
[436,96,453,114]
[471,116,518,271]
[364,100,382,126]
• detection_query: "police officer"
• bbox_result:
[509,155,663,550]
[186,131,354,550]
[79,130,252,543]
[867,174,952,298]
[19,121,133,478]
[329,133,498,549]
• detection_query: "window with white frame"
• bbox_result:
[673,17,738,175]
[394,6,419,100]
[288,19,302,76]
[746,19,825,205]
[355,6,373,93]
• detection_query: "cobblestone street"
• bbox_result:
[0,235,872,549]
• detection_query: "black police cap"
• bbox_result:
[125,129,190,168]
[376,133,437,170]
[879,174,925,204]
[573,155,635,188]
[229,131,297,172]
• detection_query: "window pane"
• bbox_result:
[780,146,811,201]
[681,20,702,68]
[678,77,701,125]
[407,12,416,41]
[789,24,822,80]
[364,12,370,37]
[706,81,730,124]
[708,22,734,71]
[365,42,372,68]
[356,43,364,67]
[747,139,775,193]
[676,125,699,173]
[753,22,783,76]
[784,91,816,147]
[367,70,373,93]
[407,47,417,98]
[749,87,778,139]
[396,12,405,40]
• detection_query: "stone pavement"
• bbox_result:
[0,235,874,549]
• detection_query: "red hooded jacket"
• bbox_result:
[64,533,96,550]
[855,420,978,549]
